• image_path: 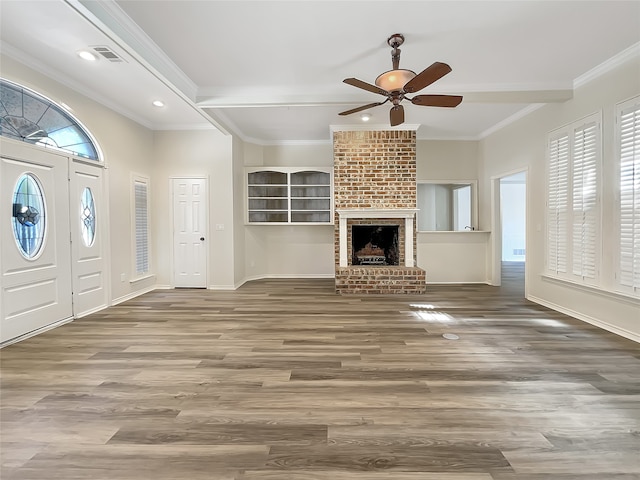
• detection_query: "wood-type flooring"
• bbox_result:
[2,263,640,479]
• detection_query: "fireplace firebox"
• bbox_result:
[352,225,399,266]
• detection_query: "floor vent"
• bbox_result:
[92,46,125,63]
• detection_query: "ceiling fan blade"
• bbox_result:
[411,94,463,108]
[403,62,452,94]
[339,101,387,116]
[343,78,389,97]
[390,105,404,126]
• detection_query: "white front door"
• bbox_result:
[172,178,208,288]
[70,159,107,317]
[1,143,73,343]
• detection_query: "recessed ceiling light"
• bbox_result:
[152,100,165,108]
[77,50,97,62]
[360,113,371,122]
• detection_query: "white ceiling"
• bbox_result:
[1,1,639,144]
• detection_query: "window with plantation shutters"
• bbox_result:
[133,176,150,276]
[546,113,601,283]
[617,98,640,292]
[547,133,569,274]
[572,121,599,280]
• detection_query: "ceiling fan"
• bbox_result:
[339,33,463,126]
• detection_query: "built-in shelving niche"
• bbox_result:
[246,167,333,224]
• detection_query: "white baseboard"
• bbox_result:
[527,294,640,343]
[111,285,157,306]
[235,274,335,290]
[1,317,74,348]
[208,284,238,291]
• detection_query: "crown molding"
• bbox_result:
[574,41,640,89]
[330,123,421,133]
[262,139,333,146]
[479,104,545,139]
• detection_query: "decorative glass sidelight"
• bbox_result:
[12,173,46,258]
[80,187,96,246]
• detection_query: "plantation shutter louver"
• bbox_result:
[134,180,149,275]
[619,102,640,289]
[548,133,569,274]
[572,122,598,279]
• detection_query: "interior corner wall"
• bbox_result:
[479,55,640,340]
[0,54,157,304]
[232,135,246,287]
[151,129,235,289]
[242,142,335,281]
[415,139,488,283]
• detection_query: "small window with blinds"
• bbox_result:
[546,113,601,284]
[617,97,640,294]
[132,176,150,277]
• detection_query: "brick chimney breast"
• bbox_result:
[333,129,426,294]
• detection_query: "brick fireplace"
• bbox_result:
[333,129,426,294]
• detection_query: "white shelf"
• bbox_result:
[246,167,333,225]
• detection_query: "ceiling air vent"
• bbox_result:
[91,46,125,63]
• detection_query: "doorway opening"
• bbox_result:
[492,170,527,296]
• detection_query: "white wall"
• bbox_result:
[263,143,333,167]
[232,135,247,287]
[418,232,490,283]
[479,53,640,340]
[417,140,479,181]
[151,130,235,289]
[242,141,335,281]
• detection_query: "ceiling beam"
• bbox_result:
[197,89,574,109]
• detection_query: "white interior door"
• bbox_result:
[70,159,107,317]
[172,178,208,288]
[1,143,73,343]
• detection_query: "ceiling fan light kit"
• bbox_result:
[340,33,463,126]
[375,69,416,93]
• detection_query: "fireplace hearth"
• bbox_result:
[352,225,398,266]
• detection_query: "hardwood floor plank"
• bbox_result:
[265,444,513,472]
[237,471,494,479]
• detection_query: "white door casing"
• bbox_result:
[1,144,73,343]
[70,159,107,317]
[172,178,208,288]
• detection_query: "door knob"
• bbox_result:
[200,237,205,241]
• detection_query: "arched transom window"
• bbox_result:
[0,78,99,161]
